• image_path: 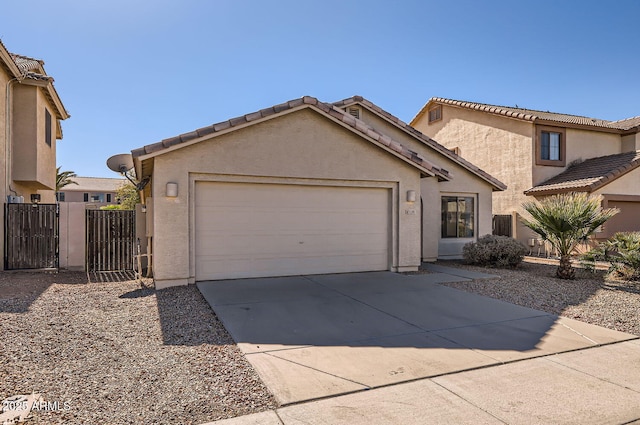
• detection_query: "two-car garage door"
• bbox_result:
[195,181,390,281]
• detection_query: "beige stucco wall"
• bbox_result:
[11,84,56,200]
[58,202,86,270]
[0,68,10,268]
[356,108,494,259]
[621,133,640,152]
[0,68,9,200]
[413,105,531,222]
[533,128,622,185]
[593,168,640,197]
[148,107,424,288]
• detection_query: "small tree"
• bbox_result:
[582,232,640,281]
[521,192,619,279]
[115,181,140,210]
[56,167,78,191]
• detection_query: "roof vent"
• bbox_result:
[347,106,361,120]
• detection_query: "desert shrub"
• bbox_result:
[581,232,640,281]
[463,235,527,268]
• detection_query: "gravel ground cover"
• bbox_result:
[0,272,276,425]
[2,263,638,424]
[435,259,640,336]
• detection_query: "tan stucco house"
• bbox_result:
[411,98,640,245]
[131,96,504,289]
[0,39,69,265]
[57,176,125,208]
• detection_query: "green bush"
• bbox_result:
[581,232,640,281]
[463,235,527,268]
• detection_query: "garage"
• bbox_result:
[604,200,640,235]
[131,96,503,288]
[194,181,391,281]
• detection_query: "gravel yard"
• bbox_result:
[435,259,640,336]
[0,272,276,425]
[2,262,638,424]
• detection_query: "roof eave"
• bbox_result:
[343,98,506,191]
[132,103,313,162]
[408,98,435,127]
[0,42,21,77]
[533,118,622,134]
[524,186,592,196]
[621,126,640,136]
[422,98,629,133]
[19,77,70,121]
[422,98,536,124]
[47,83,70,120]
[133,102,440,179]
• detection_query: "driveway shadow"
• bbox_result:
[196,271,631,352]
[195,270,636,405]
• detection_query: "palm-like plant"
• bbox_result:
[521,192,619,279]
[56,167,78,191]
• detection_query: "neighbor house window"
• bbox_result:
[56,192,65,202]
[536,126,566,166]
[90,193,105,202]
[83,193,89,202]
[441,196,474,238]
[45,109,52,146]
[428,105,442,123]
[106,194,112,203]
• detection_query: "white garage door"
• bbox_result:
[195,181,390,280]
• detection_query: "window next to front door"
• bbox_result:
[441,196,474,238]
[536,126,566,166]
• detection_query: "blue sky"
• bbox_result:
[2,0,639,178]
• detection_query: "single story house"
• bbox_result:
[131,96,505,288]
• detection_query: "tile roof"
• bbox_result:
[0,39,20,76]
[132,96,453,180]
[525,150,640,195]
[417,97,637,132]
[333,96,506,191]
[10,53,53,82]
[62,177,127,192]
[611,116,640,131]
[0,39,69,120]
[11,53,44,72]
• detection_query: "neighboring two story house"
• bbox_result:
[0,39,69,264]
[57,176,125,208]
[1,40,69,202]
[411,98,640,247]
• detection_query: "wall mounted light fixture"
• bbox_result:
[406,190,416,203]
[166,182,178,197]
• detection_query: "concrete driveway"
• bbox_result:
[197,269,635,405]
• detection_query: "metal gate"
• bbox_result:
[5,203,59,269]
[86,209,135,272]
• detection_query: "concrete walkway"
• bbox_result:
[207,339,640,424]
[197,267,639,424]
